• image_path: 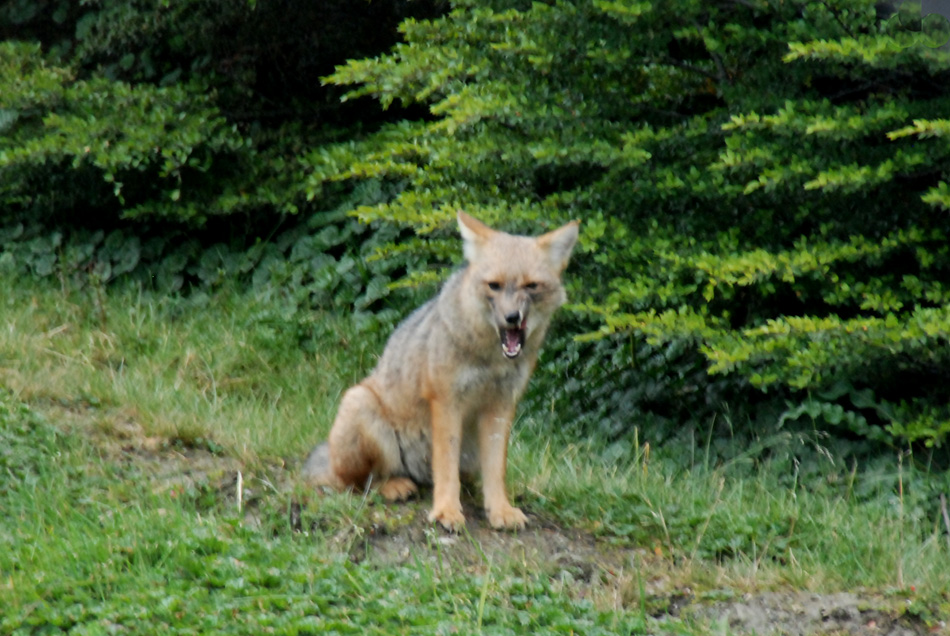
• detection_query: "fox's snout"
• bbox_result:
[492,297,528,359]
[492,294,529,329]
[503,310,523,326]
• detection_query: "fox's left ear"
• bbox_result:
[537,220,580,273]
[457,210,496,262]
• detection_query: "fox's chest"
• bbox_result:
[451,358,532,404]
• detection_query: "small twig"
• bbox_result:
[940,493,950,555]
[289,501,303,533]
[663,57,720,82]
[821,0,855,38]
[693,20,732,86]
[236,470,244,515]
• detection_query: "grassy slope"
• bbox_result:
[1,276,948,633]
[0,398,649,634]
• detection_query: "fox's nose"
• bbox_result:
[505,311,522,326]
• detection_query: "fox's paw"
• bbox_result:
[487,504,528,531]
[378,477,418,502]
[428,504,466,533]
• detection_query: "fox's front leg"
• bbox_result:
[428,399,466,531]
[479,405,527,530]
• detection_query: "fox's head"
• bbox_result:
[457,211,579,360]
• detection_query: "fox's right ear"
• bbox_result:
[457,211,495,262]
[537,220,580,273]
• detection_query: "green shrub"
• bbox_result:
[304,0,950,449]
[0,41,247,223]
[6,0,950,451]
[0,3,443,337]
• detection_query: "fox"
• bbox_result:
[302,211,579,531]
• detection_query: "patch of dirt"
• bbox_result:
[317,495,935,636]
[350,499,606,579]
[688,592,930,636]
[41,401,938,636]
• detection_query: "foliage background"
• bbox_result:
[3,0,950,457]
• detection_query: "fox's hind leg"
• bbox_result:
[324,384,418,499]
[377,476,417,501]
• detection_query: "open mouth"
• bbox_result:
[500,320,526,359]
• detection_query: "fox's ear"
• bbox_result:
[457,211,496,262]
[537,220,580,273]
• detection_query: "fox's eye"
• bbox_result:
[487,282,502,291]
[525,282,539,290]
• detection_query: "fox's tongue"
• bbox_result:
[501,321,525,358]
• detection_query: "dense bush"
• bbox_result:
[0,0,442,322]
[303,0,950,449]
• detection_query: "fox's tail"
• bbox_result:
[301,442,338,487]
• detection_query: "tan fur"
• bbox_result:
[302,211,579,531]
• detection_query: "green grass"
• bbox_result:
[520,433,950,591]
[1,275,949,634]
[0,278,382,458]
[0,395,652,635]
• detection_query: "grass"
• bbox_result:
[0,278,380,458]
[2,275,949,634]
[0,396,650,635]
[513,430,950,599]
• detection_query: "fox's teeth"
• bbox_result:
[501,328,524,358]
[502,342,522,357]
